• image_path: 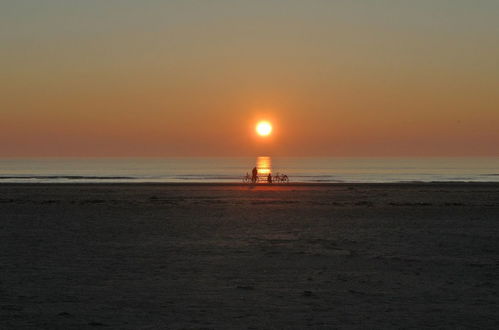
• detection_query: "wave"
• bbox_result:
[0,176,133,180]
[1,174,498,183]
[308,179,345,183]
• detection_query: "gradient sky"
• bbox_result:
[1,0,498,157]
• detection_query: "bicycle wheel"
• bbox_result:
[243,176,251,184]
[282,175,289,183]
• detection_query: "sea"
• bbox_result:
[0,157,498,183]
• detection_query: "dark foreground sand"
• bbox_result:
[1,183,498,329]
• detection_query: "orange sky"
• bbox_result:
[1,1,498,157]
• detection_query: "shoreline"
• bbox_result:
[1,181,499,187]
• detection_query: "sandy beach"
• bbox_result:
[1,183,498,329]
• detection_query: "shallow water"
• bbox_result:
[0,157,498,183]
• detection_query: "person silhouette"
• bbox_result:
[252,167,258,183]
[267,172,272,184]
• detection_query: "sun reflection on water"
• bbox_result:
[257,156,272,176]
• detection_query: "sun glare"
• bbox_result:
[256,121,272,136]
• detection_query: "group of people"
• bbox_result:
[250,166,272,184]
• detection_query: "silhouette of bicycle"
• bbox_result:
[273,173,289,184]
[242,173,254,184]
[242,173,289,184]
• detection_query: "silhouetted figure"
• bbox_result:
[252,167,258,183]
[267,173,272,184]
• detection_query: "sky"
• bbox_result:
[1,0,498,157]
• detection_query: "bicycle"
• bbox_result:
[242,173,259,184]
[242,173,252,184]
[243,172,289,184]
[273,173,289,184]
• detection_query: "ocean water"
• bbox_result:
[0,157,498,183]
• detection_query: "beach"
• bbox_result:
[1,183,498,329]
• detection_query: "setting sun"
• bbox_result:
[256,121,272,136]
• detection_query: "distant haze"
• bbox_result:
[1,1,498,157]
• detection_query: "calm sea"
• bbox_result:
[0,157,498,183]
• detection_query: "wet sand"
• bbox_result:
[1,183,498,329]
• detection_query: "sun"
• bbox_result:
[256,121,272,136]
